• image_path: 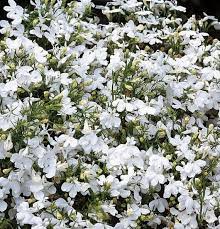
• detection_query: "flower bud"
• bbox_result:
[139,137,145,143]
[28,197,36,204]
[44,91,49,99]
[32,19,39,27]
[55,211,63,220]
[97,168,103,175]
[0,134,7,140]
[127,207,133,216]
[41,118,49,124]
[71,80,78,88]
[208,124,214,133]
[37,64,45,71]
[192,131,199,141]
[3,168,12,174]
[168,48,173,56]
[124,84,133,91]
[50,57,57,65]
[69,212,76,221]
[9,63,16,70]
[157,128,166,139]
[191,68,197,75]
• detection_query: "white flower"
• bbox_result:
[6,37,21,53]
[79,133,104,154]
[0,101,23,131]
[194,90,210,109]
[141,170,166,189]
[163,181,185,198]
[100,111,121,129]
[16,202,43,226]
[0,20,11,34]
[174,210,198,229]
[149,154,171,173]
[133,100,157,116]
[0,200,7,212]
[61,182,80,198]
[61,181,90,198]
[56,134,78,148]
[94,47,108,66]
[30,26,43,38]
[75,0,93,15]
[29,172,44,201]
[112,99,134,113]
[11,148,33,170]
[205,210,217,224]
[178,194,200,214]
[4,0,24,25]
[30,70,42,83]
[176,160,206,180]
[60,73,72,85]
[169,135,195,161]
[38,151,57,178]
[4,134,13,151]
[107,49,125,73]
[107,144,144,169]
[101,204,118,216]
[33,46,47,64]
[84,70,106,91]
[149,198,168,213]
[60,96,77,115]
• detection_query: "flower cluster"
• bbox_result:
[0,0,220,228]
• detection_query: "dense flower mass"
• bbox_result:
[0,0,220,228]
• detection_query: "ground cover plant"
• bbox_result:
[0,0,220,228]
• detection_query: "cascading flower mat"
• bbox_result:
[0,0,220,228]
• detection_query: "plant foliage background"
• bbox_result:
[0,0,220,228]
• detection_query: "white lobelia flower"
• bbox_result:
[56,134,78,149]
[148,154,171,173]
[107,144,144,169]
[174,209,198,229]
[205,210,217,224]
[178,194,200,214]
[133,99,157,116]
[33,45,48,64]
[149,198,169,213]
[0,20,11,34]
[60,96,77,115]
[29,172,44,201]
[141,170,166,189]
[59,89,77,116]
[5,37,22,55]
[16,202,43,226]
[112,99,134,113]
[84,70,107,91]
[169,135,195,161]
[163,181,185,198]
[60,73,72,86]
[0,142,7,160]
[30,70,42,84]
[107,49,125,74]
[4,133,13,151]
[61,181,90,198]
[4,0,24,25]
[176,160,206,180]
[101,204,118,216]
[0,199,7,212]
[79,132,102,154]
[10,147,33,170]
[38,151,57,179]
[94,47,108,66]
[100,111,121,129]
